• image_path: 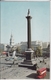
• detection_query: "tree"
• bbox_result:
[31,46,34,51]
[35,49,38,57]
[35,46,42,57]
[6,45,10,52]
[16,46,21,53]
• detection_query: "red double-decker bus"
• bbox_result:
[37,68,46,79]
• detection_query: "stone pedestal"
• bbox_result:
[18,48,36,67]
[25,48,34,61]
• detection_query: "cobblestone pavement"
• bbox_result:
[0,55,50,79]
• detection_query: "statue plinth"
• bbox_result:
[25,48,34,60]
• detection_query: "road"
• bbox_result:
[0,55,50,79]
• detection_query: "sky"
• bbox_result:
[1,1,50,44]
[0,0,49,1]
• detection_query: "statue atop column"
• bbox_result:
[27,9,30,16]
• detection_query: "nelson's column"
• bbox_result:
[19,9,37,67]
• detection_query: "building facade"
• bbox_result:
[17,41,50,54]
[0,43,7,52]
